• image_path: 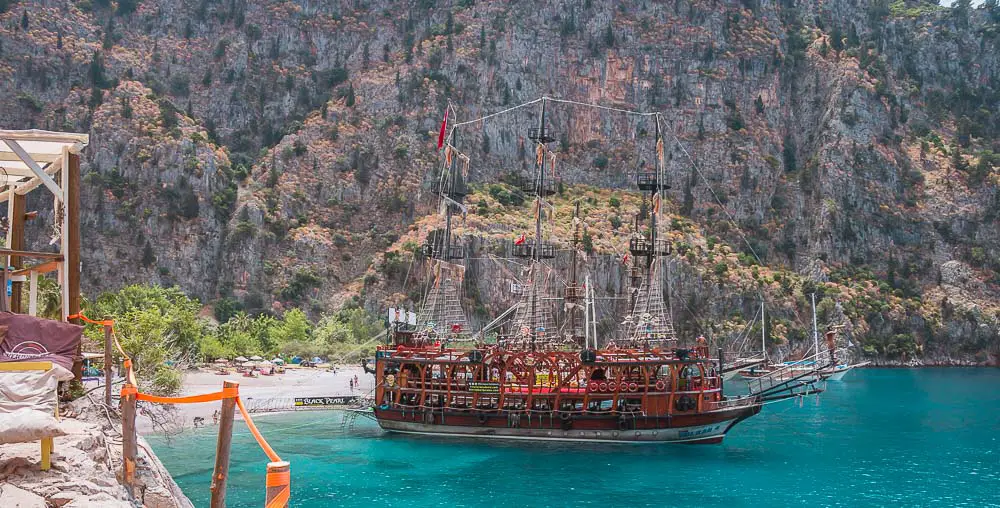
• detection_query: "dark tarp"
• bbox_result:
[0,312,84,372]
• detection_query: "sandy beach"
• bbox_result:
[136,365,374,433]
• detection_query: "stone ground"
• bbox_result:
[0,394,192,508]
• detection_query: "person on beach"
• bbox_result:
[213,410,219,425]
[349,379,354,391]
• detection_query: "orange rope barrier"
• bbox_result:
[88,308,289,503]
[133,387,239,404]
[235,396,282,463]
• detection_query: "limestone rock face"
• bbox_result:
[0,1,997,360]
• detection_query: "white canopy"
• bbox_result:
[234,356,249,362]
[249,355,264,361]
[0,129,88,201]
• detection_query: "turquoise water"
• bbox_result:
[148,369,1000,507]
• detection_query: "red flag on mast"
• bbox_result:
[437,108,450,149]
[514,233,526,245]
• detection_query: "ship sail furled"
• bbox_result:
[416,260,473,342]
[621,257,676,347]
[500,261,561,350]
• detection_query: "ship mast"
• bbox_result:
[416,116,472,341]
[623,114,675,347]
[566,201,582,343]
[522,97,555,352]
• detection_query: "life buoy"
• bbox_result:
[588,381,599,392]
[618,418,628,431]
[628,382,638,392]
[559,412,571,422]
[560,416,573,431]
[477,413,488,425]
[655,380,666,391]
[599,382,609,392]
[378,403,390,410]
[609,382,619,392]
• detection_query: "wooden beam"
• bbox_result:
[0,361,53,371]
[67,152,82,381]
[1,139,62,197]
[0,130,89,144]
[28,270,38,316]
[9,192,25,313]
[0,249,63,260]
[0,152,61,164]
[12,260,60,277]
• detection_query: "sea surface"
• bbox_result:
[147,368,1000,507]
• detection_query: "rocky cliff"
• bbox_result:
[1,0,997,363]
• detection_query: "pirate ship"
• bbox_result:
[372,98,823,444]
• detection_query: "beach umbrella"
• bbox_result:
[241,361,255,367]
[235,356,249,362]
[271,358,284,365]
[214,358,228,364]
[259,360,273,367]
[312,357,322,364]
[249,355,264,361]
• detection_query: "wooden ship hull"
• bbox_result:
[372,346,763,445]
[374,404,759,444]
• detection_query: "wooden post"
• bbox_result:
[67,152,82,381]
[28,270,38,316]
[121,387,138,497]
[104,323,113,406]
[210,381,238,508]
[9,192,25,313]
[265,461,291,508]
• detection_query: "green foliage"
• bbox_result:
[581,230,594,253]
[593,155,609,169]
[608,196,621,208]
[87,285,206,393]
[487,184,525,207]
[280,269,322,302]
[782,135,797,173]
[214,297,243,322]
[609,215,622,229]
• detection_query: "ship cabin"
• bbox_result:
[374,344,733,418]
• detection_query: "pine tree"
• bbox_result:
[20,9,28,30]
[344,83,355,107]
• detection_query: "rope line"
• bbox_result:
[236,396,282,463]
[450,98,542,128]
[666,131,764,267]
[545,97,658,117]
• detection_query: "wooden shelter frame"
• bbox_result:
[0,129,86,379]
